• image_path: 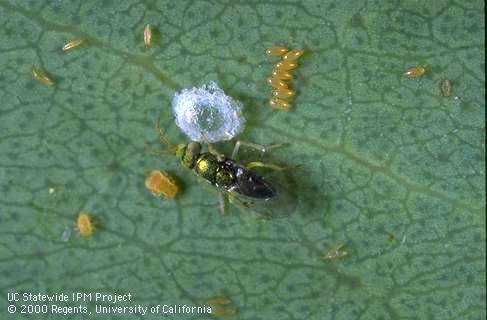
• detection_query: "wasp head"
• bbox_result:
[178,142,201,169]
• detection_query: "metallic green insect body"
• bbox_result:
[150,120,278,205]
[176,141,276,200]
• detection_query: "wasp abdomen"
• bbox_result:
[235,168,276,200]
[192,153,276,200]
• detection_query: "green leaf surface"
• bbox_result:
[0,1,485,319]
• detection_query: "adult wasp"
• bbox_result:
[147,119,296,217]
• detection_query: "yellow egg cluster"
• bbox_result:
[265,46,304,110]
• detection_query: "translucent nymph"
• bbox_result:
[440,79,453,97]
[402,66,426,77]
[62,39,84,51]
[172,82,245,143]
[144,24,152,48]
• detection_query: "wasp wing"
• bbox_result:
[227,166,298,219]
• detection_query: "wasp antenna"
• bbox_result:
[145,142,171,156]
[145,141,179,157]
[155,117,174,148]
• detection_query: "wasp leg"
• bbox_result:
[146,117,176,155]
[208,143,225,161]
[208,143,218,155]
[227,191,252,209]
[226,190,273,220]
[246,160,302,172]
[219,193,227,216]
[231,140,287,159]
[245,161,288,171]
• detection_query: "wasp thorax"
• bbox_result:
[195,153,218,181]
[216,165,235,187]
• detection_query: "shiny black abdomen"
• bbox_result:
[227,159,276,200]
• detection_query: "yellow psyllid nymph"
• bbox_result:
[77,213,95,237]
[402,66,426,78]
[32,67,54,85]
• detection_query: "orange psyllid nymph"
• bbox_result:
[77,213,95,237]
[145,170,178,198]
